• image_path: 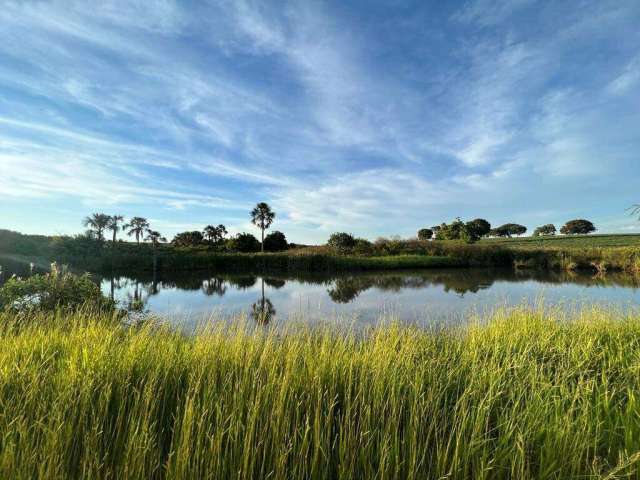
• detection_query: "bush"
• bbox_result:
[263,231,288,252]
[0,264,113,312]
[560,219,596,235]
[230,233,261,253]
[327,233,357,252]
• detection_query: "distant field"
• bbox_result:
[481,233,640,249]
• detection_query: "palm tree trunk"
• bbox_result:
[112,230,116,243]
[261,221,265,252]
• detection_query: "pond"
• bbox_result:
[100,268,640,326]
[2,256,639,326]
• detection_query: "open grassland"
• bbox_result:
[2,307,640,479]
[482,233,640,249]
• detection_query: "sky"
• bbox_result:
[1,0,639,243]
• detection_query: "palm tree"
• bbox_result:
[203,225,217,244]
[83,213,111,241]
[250,202,275,252]
[216,224,228,243]
[107,215,125,243]
[203,224,228,244]
[145,230,167,249]
[125,217,150,245]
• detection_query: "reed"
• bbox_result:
[1,306,640,479]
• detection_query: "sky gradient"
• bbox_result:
[1,0,639,243]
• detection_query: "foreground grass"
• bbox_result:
[2,307,640,479]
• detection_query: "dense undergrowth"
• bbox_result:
[1,306,640,479]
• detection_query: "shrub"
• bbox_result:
[560,219,596,235]
[263,231,288,252]
[327,233,357,252]
[0,264,113,312]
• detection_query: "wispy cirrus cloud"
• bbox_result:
[0,0,639,240]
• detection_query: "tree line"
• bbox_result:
[416,218,597,243]
[81,202,289,253]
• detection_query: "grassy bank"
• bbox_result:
[3,228,640,274]
[2,307,640,479]
[482,233,640,249]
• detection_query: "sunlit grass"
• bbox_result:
[1,306,640,479]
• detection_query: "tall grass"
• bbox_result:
[2,307,640,479]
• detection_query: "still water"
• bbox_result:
[98,268,640,326]
[2,256,639,326]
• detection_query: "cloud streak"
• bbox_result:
[0,0,639,240]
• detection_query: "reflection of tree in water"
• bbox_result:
[100,267,640,312]
[251,278,275,325]
[328,277,369,303]
[123,279,149,311]
[264,277,286,289]
[201,278,227,296]
[228,276,257,290]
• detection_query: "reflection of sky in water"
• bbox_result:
[99,269,640,327]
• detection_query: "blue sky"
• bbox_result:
[1,0,639,243]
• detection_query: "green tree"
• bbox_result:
[533,224,557,237]
[107,215,125,243]
[466,218,491,238]
[203,225,227,244]
[82,213,111,241]
[560,219,596,235]
[263,231,288,252]
[435,218,479,243]
[172,231,204,247]
[251,203,276,252]
[417,228,433,240]
[230,233,261,253]
[203,225,217,244]
[491,223,527,238]
[125,217,150,245]
[145,230,167,249]
[327,232,357,252]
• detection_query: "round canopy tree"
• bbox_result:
[560,219,596,235]
[465,218,491,238]
[263,231,288,252]
[533,224,557,237]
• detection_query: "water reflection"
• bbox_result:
[2,256,639,324]
[251,278,276,325]
[92,268,640,322]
